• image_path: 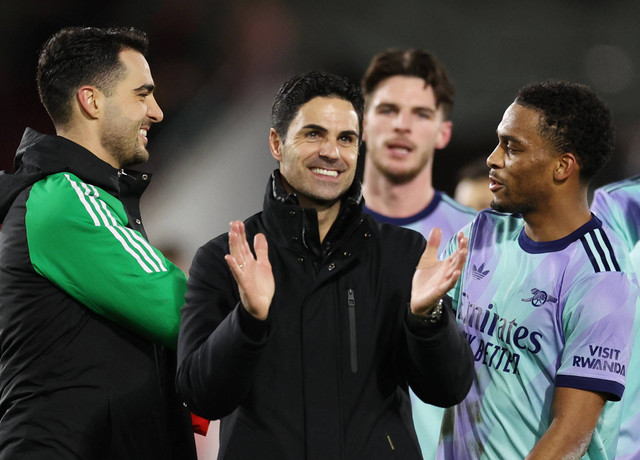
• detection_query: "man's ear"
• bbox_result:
[554,152,578,181]
[269,128,284,162]
[77,85,101,120]
[435,120,453,150]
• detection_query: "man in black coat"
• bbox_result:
[176,71,474,459]
[0,27,196,459]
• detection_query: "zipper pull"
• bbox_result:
[347,288,355,307]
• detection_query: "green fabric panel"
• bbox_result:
[25,172,186,349]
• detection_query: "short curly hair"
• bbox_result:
[515,81,615,183]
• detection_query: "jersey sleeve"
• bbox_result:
[25,172,186,349]
[591,189,637,251]
[556,271,638,401]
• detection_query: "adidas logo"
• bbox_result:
[472,263,490,280]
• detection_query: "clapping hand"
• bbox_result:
[224,221,275,320]
[410,228,468,315]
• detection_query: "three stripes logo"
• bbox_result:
[64,174,167,274]
[580,228,621,273]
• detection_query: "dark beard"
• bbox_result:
[117,146,148,168]
[489,198,533,216]
[101,133,148,168]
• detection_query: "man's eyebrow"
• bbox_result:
[339,130,359,138]
[375,102,398,109]
[300,125,358,137]
[301,124,328,132]
[414,106,436,113]
[497,133,521,143]
[134,84,155,93]
[376,102,437,113]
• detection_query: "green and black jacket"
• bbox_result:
[0,128,195,459]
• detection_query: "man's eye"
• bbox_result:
[377,107,394,115]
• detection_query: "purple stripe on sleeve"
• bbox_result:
[556,375,624,401]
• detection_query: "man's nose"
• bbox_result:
[319,139,340,159]
[147,95,164,123]
[393,111,411,132]
[487,145,503,169]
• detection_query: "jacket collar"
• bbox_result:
[262,170,365,259]
[1,128,152,222]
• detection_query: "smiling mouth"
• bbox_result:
[139,128,149,144]
[311,167,339,177]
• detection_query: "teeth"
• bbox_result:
[139,129,148,136]
[311,168,338,177]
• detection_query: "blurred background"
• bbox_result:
[2,1,639,455]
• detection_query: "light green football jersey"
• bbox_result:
[438,210,638,459]
[592,176,640,459]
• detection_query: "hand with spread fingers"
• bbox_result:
[410,228,468,316]
[224,221,274,320]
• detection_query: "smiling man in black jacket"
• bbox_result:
[0,27,196,459]
[176,71,474,460]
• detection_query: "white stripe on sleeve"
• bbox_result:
[64,175,154,273]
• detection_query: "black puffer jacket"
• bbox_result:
[0,129,196,460]
[177,171,474,460]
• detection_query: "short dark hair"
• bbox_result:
[37,26,148,125]
[361,48,455,119]
[271,71,364,143]
[515,81,615,183]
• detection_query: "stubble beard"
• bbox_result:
[381,167,421,185]
[296,185,347,210]
[369,145,429,185]
[489,195,535,216]
[112,146,147,169]
[101,105,149,169]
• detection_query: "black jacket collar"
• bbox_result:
[1,128,151,221]
[262,170,365,260]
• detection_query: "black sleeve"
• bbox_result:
[403,296,474,408]
[176,238,270,420]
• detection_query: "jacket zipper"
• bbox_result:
[347,288,357,373]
